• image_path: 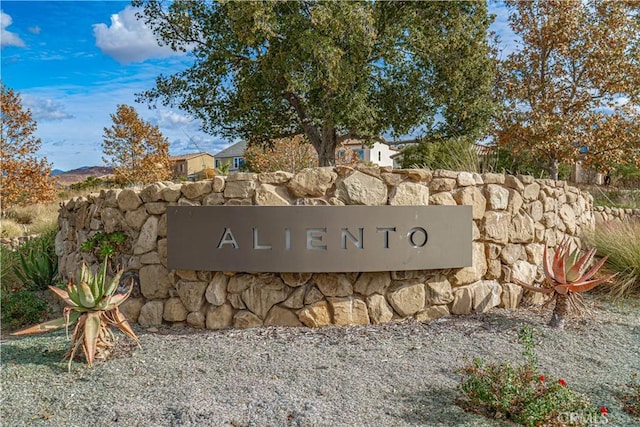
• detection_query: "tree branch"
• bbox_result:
[283,91,322,149]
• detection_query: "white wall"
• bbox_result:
[368,142,395,167]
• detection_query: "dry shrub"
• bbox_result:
[0,219,26,238]
[2,203,59,237]
[199,168,217,179]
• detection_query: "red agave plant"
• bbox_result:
[514,238,615,329]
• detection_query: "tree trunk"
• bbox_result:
[283,91,337,166]
[547,158,559,181]
[318,126,337,167]
[549,294,569,329]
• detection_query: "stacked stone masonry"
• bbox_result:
[55,166,596,329]
[593,206,640,224]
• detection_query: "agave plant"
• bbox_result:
[13,230,58,291]
[514,238,615,329]
[11,257,140,370]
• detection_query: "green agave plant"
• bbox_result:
[13,232,58,291]
[514,237,615,329]
[11,257,140,370]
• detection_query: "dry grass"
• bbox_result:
[584,221,640,300]
[0,220,26,238]
[0,184,111,238]
[1,203,60,238]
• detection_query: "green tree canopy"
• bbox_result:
[134,0,497,166]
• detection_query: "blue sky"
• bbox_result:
[1,1,515,171]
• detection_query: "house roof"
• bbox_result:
[169,152,214,161]
[214,141,247,158]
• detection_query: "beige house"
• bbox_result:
[170,152,215,180]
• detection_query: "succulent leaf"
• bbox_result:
[542,246,555,282]
[553,284,571,295]
[48,285,76,307]
[111,307,140,346]
[83,312,101,366]
[89,274,99,301]
[10,312,81,336]
[566,275,616,293]
[512,277,555,294]
[566,249,594,282]
[78,282,96,308]
[104,269,124,297]
[104,293,124,309]
[96,257,109,296]
[554,242,568,284]
[577,254,610,283]
[67,284,82,306]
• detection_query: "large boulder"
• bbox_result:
[387,282,425,317]
[298,301,332,327]
[336,171,387,205]
[366,294,394,324]
[287,168,337,197]
[329,297,370,326]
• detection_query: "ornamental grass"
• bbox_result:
[584,221,640,300]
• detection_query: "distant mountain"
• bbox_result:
[53,166,114,187]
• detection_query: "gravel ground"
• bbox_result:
[1,297,639,427]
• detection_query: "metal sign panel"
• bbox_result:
[167,206,472,273]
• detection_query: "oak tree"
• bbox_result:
[134,0,496,166]
[495,0,640,179]
[243,135,317,174]
[1,83,57,208]
[102,104,172,185]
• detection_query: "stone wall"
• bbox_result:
[593,206,640,224]
[55,166,594,329]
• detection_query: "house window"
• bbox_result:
[378,151,381,162]
[233,157,244,169]
[357,149,364,160]
[215,160,221,168]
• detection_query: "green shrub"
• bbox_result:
[1,245,20,294]
[1,290,48,331]
[12,229,59,292]
[584,221,640,299]
[68,175,113,192]
[80,231,127,258]
[458,326,603,426]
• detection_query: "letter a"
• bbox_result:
[217,228,239,249]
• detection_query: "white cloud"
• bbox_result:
[28,25,41,35]
[22,95,74,121]
[22,82,223,170]
[93,6,184,64]
[155,109,194,129]
[1,11,26,48]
